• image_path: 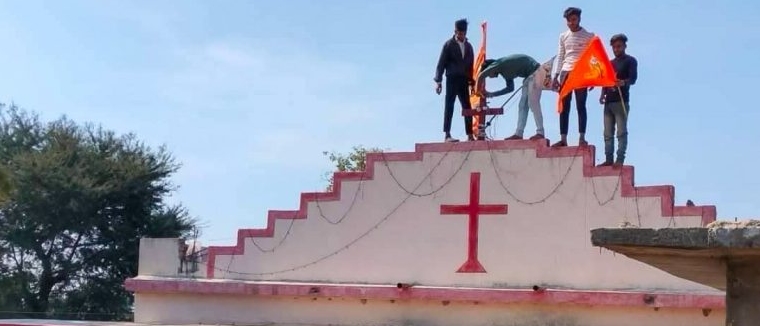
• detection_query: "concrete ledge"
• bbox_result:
[591,221,760,250]
[590,221,760,291]
[591,227,711,249]
[591,221,760,325]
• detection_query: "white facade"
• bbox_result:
[126,140,724,326]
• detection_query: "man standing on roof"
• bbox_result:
[552,7,595,147]
[477,54,547,141]
[434,18,476,142]
[598,33,638,167]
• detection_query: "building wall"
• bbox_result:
[133,292,724,326]
[138,238,207,279]
[129,141,722,326]
[201,143,716,291]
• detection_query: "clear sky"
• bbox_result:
[0,0,758,245]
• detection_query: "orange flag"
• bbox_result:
[469,21,487,136]
[557,35,617,113]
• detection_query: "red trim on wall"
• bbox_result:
[123,278,725,309]
[203,139,717,278]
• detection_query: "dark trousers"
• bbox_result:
[443,75,473,135]
[559,70,588,135]
[604,101,629,163]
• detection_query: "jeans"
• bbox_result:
[558,70,588,135]
[603,101,629,163]
[443,75,473,135]
[515,67,545,137]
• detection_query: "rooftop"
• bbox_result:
[590,220,760,291]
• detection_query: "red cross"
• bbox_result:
[440,172,508,273]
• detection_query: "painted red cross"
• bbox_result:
[440,172,508,273]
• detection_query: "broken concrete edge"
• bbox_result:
[590,219,760,249]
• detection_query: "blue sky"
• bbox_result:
[0,0,758,245]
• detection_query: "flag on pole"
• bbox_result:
[469,21,487,137]
[557,35,617,113]
[540,55,557,91]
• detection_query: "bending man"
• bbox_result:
[477,54,546,141]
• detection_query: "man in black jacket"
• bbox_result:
[434,18,475,142]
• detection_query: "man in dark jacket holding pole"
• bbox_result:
[434,18,475,142]
[598,33,638,167]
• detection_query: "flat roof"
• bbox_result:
[590,221,760,291]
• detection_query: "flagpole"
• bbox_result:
[616,86,628,118]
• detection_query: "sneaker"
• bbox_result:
[579,139,589,147]
[551,140,567,148]
[529,134,545,140]
[597,161,613,167]
[504,134,523,141]
[445,136,460,143]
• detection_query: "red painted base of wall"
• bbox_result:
[124,278,725,310]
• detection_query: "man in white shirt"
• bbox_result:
[552,7,594,147]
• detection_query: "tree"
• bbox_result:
[0,103,198,320]
[0,167,10,203]
[322,145,384,191]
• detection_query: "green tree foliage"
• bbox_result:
[0,104,198,320]
[0,166,10,203]
[322,145,384,191]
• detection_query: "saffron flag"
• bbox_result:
[557,35,617,113]
[540,55,557,91]
[469,21,487,137]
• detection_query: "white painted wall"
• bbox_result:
[194,148,713,292]
[138,238,206,278]
[130,145,726,326]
